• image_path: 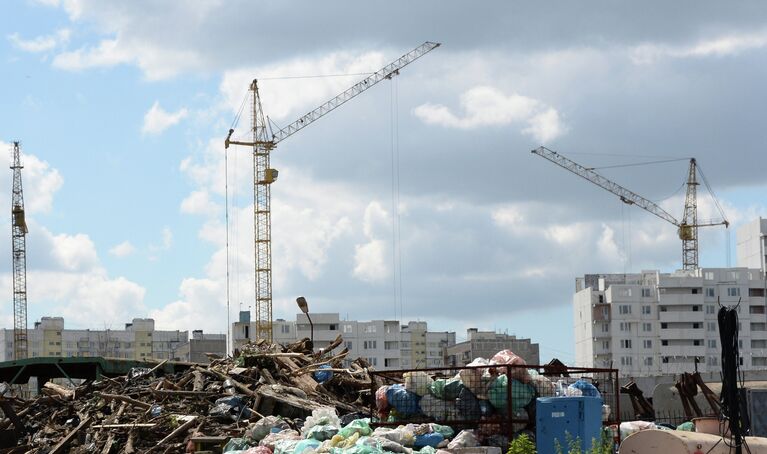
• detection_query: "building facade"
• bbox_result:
[0,317,225,363]
[445,328,540,366]
[232,312,456,370]
[574,268,767,377]
[738,217,767,272]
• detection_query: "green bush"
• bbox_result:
[507,434,536,454]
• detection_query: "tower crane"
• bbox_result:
[10,141,29,360]
[531,146,729,270]
[225,41,440,342]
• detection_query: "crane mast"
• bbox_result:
[226,42,440,342]
[532,146,727,270]
[11,142,29,360]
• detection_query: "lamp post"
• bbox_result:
[296,296,313,350]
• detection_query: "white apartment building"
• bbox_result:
[574,268,767,377]
[232,312,455,370]
[738,217,767,272]
[0,317,224,363]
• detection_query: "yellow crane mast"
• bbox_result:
[226,42,440,342]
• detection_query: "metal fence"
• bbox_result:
[370,364,620,441]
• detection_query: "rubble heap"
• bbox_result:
[0,335,378,453]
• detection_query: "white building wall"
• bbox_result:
[737,217,767,272]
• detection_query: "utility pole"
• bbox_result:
[11,141,29,360]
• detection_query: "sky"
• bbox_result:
[1,1,766,364]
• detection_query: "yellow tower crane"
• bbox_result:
[532,146,729,270]
[226,42,440,342]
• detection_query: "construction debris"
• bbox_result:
[0,335,378,453]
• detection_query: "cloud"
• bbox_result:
[8,29,71,53]
[162,227,173,249]
[109,240,135,258]
[181,190,219,215]
[141,101,188,135]
[353,202,392,283]
[414,86,566,142]
[631,30,767,64]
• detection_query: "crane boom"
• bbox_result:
[531,146,679,226]
[532,146,728,270]
[225,42,439,342]
[272,41,440,144]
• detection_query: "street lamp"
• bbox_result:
[296,296,313,350]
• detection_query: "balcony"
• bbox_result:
[660,328,704,339]
[659,311,704,323]
[660,345,705,357]
[659,293,704,305]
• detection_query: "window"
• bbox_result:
[343,324,353,333]
[708,356,717,366]
[706,305,715,315]
[619,305,632,315]
[692,305,700,312]
[620,322,631,332]
[598,294,604,303]
[728,287,741,297]
[644,357,653,366]
[751,323,767,332]
[329,324,338,331]
[706,288,715,298]
[692,288,700,294]
[364,325,377,334]
[693,340,701,346]
[621,357,633,366]
[752,340,767,349]
[367,357,378,366]
[692,323,701,329]
[281,325,290,334]
[642,305,651,315]
[661,323,668,329]
[601,323,609,333]
[708,340,717,349]
[739,340,743,349]
[620,339,632,349]
[384,358,396,367]
[363,340,377,350]
[661,340,669,346]
[707,322,717,332]
[643,340,652,349]
[662,357,669,363]
[244,326,249,339]
[643,323,652,332]
[344,341,353,350]
[602,340,610,350]
[642,288,652,298]
[750,306,766,315]
[704,272,714,280]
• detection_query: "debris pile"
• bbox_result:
[0,335,380,453]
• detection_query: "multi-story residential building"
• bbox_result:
[0,317,224,363]
[232,311,455,370]
[738,217,767,272]
[176,330,227,363]
[574,267,767,377]
[445,328,539,366]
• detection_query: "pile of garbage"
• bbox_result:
[220,407,495,454]
[0,336,378,453]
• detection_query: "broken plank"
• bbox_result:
[50,416,91,454]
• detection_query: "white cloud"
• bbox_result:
[631,30,767,64]
[109,240,135,258]
[352,202,391,283]
[162,227,173,249]
[414,86,566,142]
[181,190,219,215]
[141,101,188,135]
[8,29,71,53]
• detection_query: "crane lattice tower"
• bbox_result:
[11,141,29,360]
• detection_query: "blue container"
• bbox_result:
[535,396,602,454]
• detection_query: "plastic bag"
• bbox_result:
[529,371,555,396]
[564,386,583,397]
[404,371,433,396]
[306,424,339,441]
[447,430,479,450]
[386,384,421,416]
[243,448,273,454]
[273,439,302,454]
[209,395,253,422]
[224,438,253,452]
[414,432,444,449]
[490,350,530,383]
[301,407,341,438]
[569,379,601,398]
[337,418,372,438]
[313,364,334,384]
[418,447,437,454]
[429,375,464,400]
[456,387,481,420]
[370,437,410,453]
[459,358,490,398]
[487,375,534,412]
[293,438,321,454]
[419,394,458,421]
[259,430,301,451]
[372,427,415,447]
[246,416,291,442]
